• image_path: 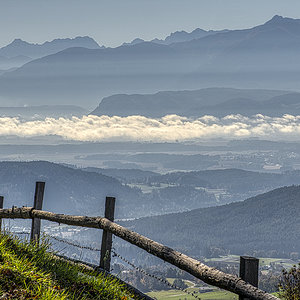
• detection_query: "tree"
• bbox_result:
[278,263,300,299]
[173,278,188,290]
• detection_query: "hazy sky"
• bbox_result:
[1,0,300,47]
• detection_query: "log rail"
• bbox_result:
[0,206,279,300]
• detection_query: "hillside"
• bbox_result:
[82,167,158,182]
[0,161,146,217]
[122,185,300,257]
[0,161,137,214]
[80,152,221,171]
[0,233,138,299]
[2,160,300,222]
[0,54,31,70]
[1,16,300,106]
[0,161,219,218]
[91,87,289,118]
[146,169,300,193]
[80,166,300,207]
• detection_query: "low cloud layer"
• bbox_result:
[1,114,300,142]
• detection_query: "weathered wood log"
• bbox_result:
[0,207,279,300]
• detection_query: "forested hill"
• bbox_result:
[146,168,300,193]
[121,185,300,257]
[0,161,142,217]
[0,161,217,218]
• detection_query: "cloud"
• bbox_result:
[0,114,300,142]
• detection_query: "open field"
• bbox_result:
[205,255,298,269]
[147,289,238,300]
[147,278,238,300]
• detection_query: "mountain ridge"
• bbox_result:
[1,15,300,106]
[90,87,292,117]
[0,36,102,59]
[123,27,230,46]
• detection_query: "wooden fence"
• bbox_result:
[0,182,279,300]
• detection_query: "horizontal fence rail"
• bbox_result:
[0,206,279,300]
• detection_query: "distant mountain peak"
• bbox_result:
[191,28,207,34]
[122,27,229,47]
[122,38,145,46]
[265,15,297,25]
[270,15,284,21]
[42,36,99,45]
[0,36,102,59]
[9,36,99,47]
[11,38,29,45]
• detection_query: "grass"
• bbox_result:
[0,233,138,299]
[148,278,238,300]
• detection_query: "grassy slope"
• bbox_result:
[0,233,137,300]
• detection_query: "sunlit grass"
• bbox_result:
[148,278,238,300]
[0,233,137,299]
[147,289,238,300]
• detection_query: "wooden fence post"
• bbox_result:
[30,182,45,243]
[0,196,3,232]
[100,196,116,272]
[239,256,259,300]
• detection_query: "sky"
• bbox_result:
[1,0,300,47]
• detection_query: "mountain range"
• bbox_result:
[0,36,101,70]
[3,15,300,107]
[91,87,296,117]
[0,36,101,59]
[0,16,300,106]
[123,28,230,46]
